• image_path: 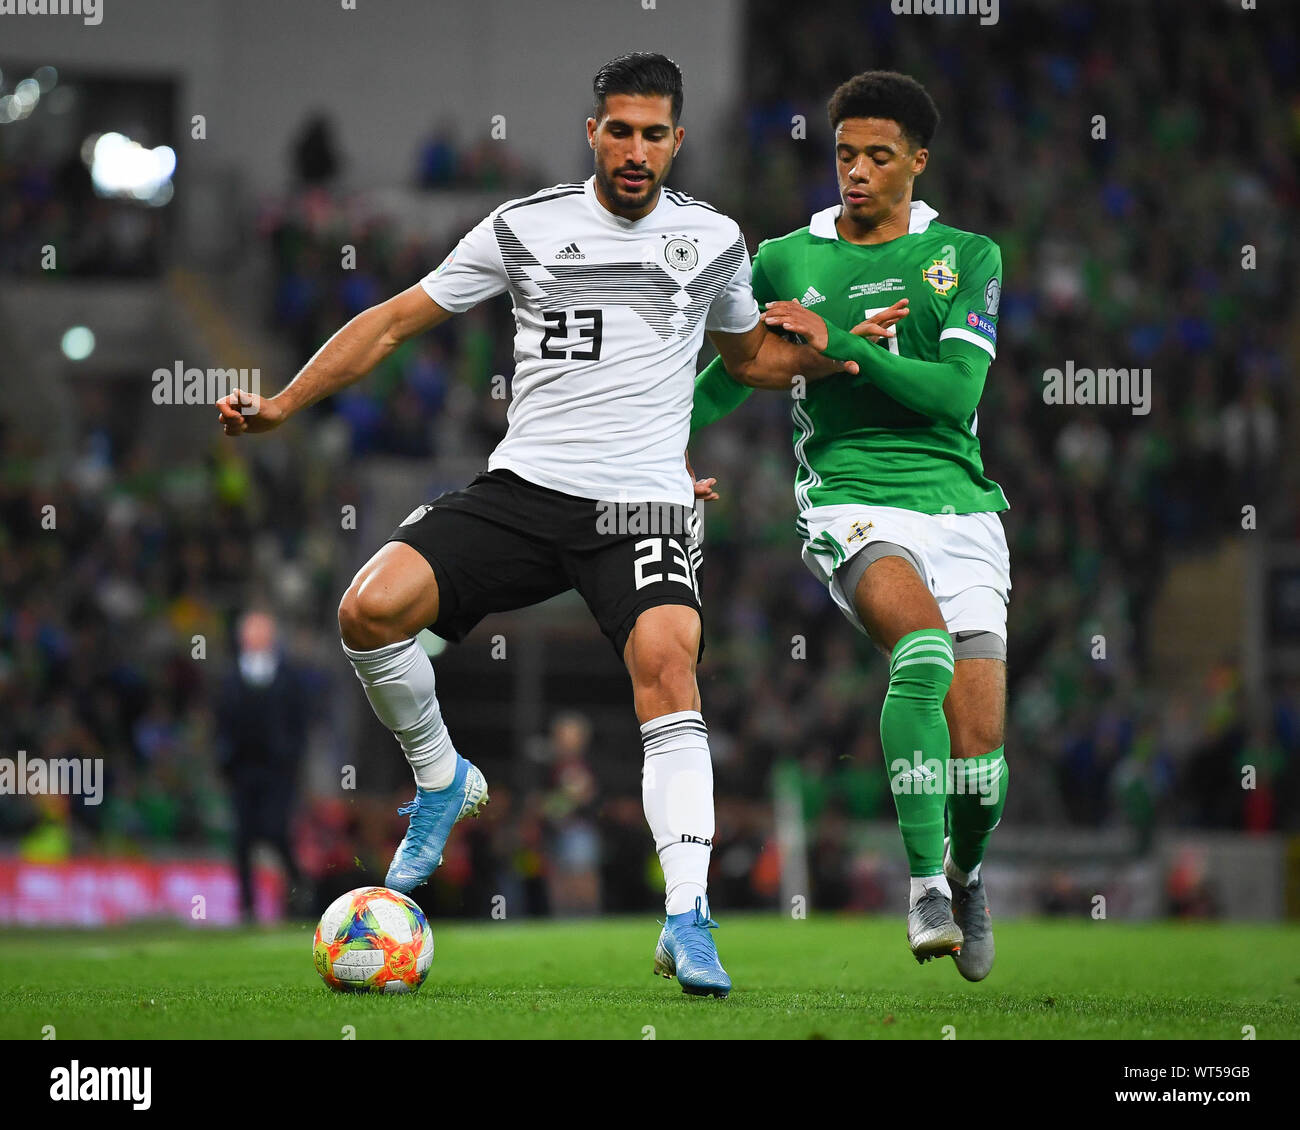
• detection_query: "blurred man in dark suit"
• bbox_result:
[215,611,310,922]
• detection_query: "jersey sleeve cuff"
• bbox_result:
[939,326,997,359]
[705,304,762,336]
[418,276,471,314]
[823,321,873,363]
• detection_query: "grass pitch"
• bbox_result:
[1,915,1296,1040]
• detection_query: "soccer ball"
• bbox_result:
[312,886,435,994]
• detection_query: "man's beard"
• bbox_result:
[595,160,666,213]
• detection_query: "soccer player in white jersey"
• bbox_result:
[217,53,856,997]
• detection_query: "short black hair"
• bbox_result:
[827,71,939,150]
[593,52,683,124]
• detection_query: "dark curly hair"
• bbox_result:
[827,71,940,150]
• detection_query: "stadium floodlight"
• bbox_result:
[61,327,95,362]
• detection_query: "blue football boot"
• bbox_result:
[653,896,732,998]
[384,754,489,894]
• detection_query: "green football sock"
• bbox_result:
[880,628,955,877]
[946,747,1008,876]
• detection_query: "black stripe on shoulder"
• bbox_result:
[664,187,720,214]
[500,186,585,214]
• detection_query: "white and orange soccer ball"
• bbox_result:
[312,886,435,994]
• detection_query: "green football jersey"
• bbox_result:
[722,201,1008,517]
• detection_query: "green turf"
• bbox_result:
[1,915,1296,1039]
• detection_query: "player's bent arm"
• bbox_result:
[272,285,453,418]
[824,323,991,426]
[707,323,852,391]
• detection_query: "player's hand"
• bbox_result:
[686,452,719,502]
[692,475,719,502]
[216,389,286,436]
[763,300,830,352]
[849,297,910,342]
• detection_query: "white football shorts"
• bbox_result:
[800,503,1011,643]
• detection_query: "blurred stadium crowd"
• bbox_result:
[2,0,1296,919]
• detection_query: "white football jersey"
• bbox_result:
[419,176,760,505]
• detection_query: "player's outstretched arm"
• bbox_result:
[216,285,453,436]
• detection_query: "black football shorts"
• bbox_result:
[386,469,704,660]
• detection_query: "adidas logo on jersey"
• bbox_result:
[554,242,586,260]
[801,285,826,306]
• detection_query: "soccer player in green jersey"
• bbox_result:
[691,71,1009,979]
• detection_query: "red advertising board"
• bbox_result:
[0,859,286,926]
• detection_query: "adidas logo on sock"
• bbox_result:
[555,242,586,260]
[801,285,826,306]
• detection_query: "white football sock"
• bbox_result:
[342,637,457,790]
[641,710,715,916]
[944,854,979,889]
[909,874,952,906]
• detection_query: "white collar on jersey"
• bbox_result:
[583,175,665,229]
[808,199,938,239]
